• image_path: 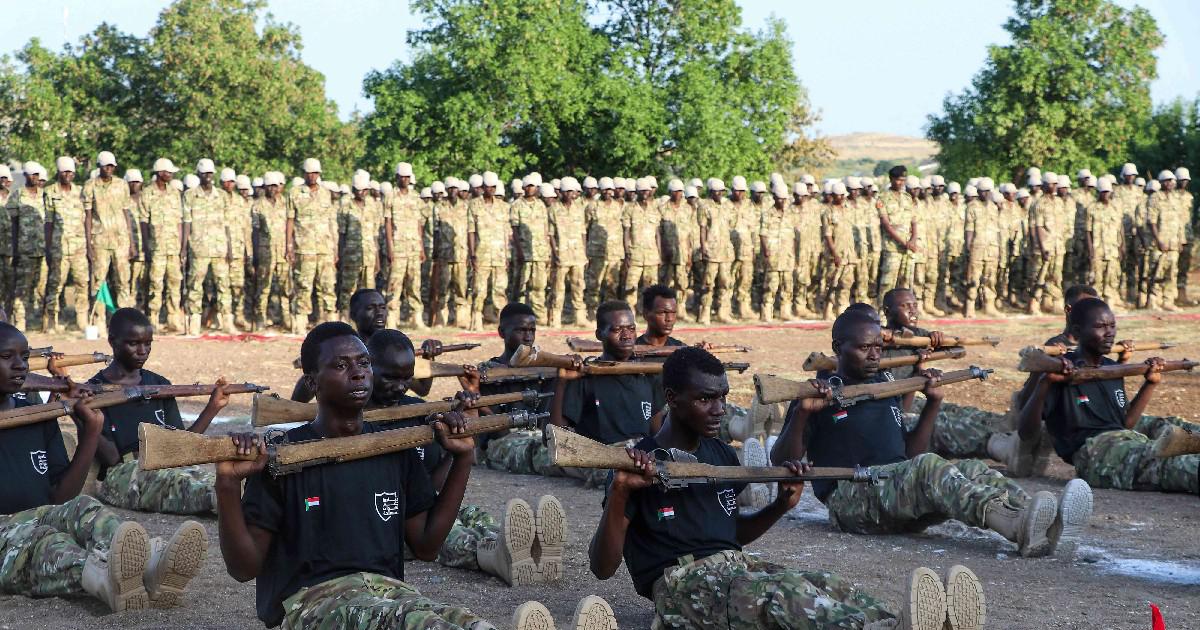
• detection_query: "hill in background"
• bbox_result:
[817,132,940,178]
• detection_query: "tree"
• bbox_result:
[926,0,1163,183]
[1127,96,1200,177]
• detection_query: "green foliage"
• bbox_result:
[361,0,824,181]
[1127,96,1200,178]
[0,0,358,179]
[926,0,1163,183]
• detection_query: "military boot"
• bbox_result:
[716,307,735,324]
[412,310,429,331]
[186,314,202,336]
[220,312,238,335]
[476,498,538,586]
[512,601,556,630]
[534,495,566,582]
[469,311,484,332]
[984,491,1057,557]
[1046,479,1093,560]
[963,301,976,319]
[779,303,795,322]
[1152,424,1200,457]
[760,302,774,323]
[943,565,986,630]
[897,567,947,630]
[144,520,208,608]
[81,521,150,612]
[570,596,618,630]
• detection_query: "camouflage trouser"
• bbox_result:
[964,256,997,310]
[338,251,365,312]
[929,401,1004,459]
[1147,249,1180,307]
[256,257,293,327]
[229,258,248,321]
[92,246,131,310]
[651,550,894,630]
[730,258,753,316]
[1093,258,1123,306]
[471,264,508,323]
[148,253,184,326]
[436,505,498,571]
[584,257,622,312]
[282,572,494,630]
[1030,250,1064,307]
[186,255,231,315]
[0,495,121,597]
[45,253,89,330]
[698,261,732,321]
[761,270,793,320]
[294,253,336,323]
[436,261,469,326]
[826,454,1028,534]
[659,261,692,304]
[11,256,47,329]
[387,256,424,327]
[822,261,855,315]
[518,262,549,323]
[624,263,660,310]
[96,460,215,515]
[484,430,614,487]
[1074,415,1199,494]
[876,249,910,296]
[550,263,585,325]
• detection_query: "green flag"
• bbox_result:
[95,282,117,314]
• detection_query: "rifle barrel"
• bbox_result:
[1040,341,1176,357]
[252,390,546,427]
[29,352,111,371]
[804,348,966,372]
[755,366,992,405]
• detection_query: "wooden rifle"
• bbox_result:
[0,382,270,430]
[754,366,993,406]
[1017,347,1197,383]
[1038,341,1176,357]
[29,352,111,371]
[564,337,751,356]
[509,345,750,375]
[803,347,967,372]
[251,389,550,427]
[881,329,1000,348]
[291,342,481,369]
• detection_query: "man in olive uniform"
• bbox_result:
[727,176,757,320]
[337,172,382,318]
[759,183,797,322]
[1086,178,1125,306]
[1028,173,1069,314]
[0,165,12,314]
[467,171,509,330]
[622,178,662,312]
[963,178,1002,318]
[583,177,625,312]
[385,162,426,330]
[251,171,291,330]
[140,159,185,332]
[183,159,233,335]
[287,158,339,333]
[877,165,918,297]
[791,184,820,318]
[510,174,552,322]
[548,177,587,328]
[924,177,953,313]
[657,179,695,321]
[8,161,48,330]
[125,170,146,309]
[221,169,253,330]
[1114,163,1143,303]
[44,157,89,332]
[83,151,135,314]
[820,182,857,319]
[1174,167,1194,304]
[433,178,471,327]
[697,179,734,324]
[1146,170,1186,311]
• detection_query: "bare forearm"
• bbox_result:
[735,500,788,544]
[412,453,475,559]
[51,426,100,503]
[1125,381,1157,429]
[905,397,941,457]
[1017,378,1051,440]
[589,489,631,579]
[770,411,808,463]
[188,403,222,434]
[215,478,266,581]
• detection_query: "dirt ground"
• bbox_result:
[3,307,1199,630]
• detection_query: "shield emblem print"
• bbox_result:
[30,450,49,475]
[641,401,652,420]
[374,492,400,521]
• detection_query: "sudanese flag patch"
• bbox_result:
[1076,395,1090,405]
[657,506,676,521]
[833,410,849,423]
[305,496,321,511]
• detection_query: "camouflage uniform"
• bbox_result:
[792,201,822,317]
[918,197,944,313]
[1146,191,1186,309]
[622,200,662,310]
[0,495,121,597]
[224,190,253,326]
[141,182,185,329]
[252,195,292,329]
[7,187,48,329]
[433,198,471,326]
[510,197,551,321]
[436,505,498,570]
[337,197,383,313]
[1029,195,1067,311]
[96,460,215,514]
[468,197,509,326]
[1073,415,1199,494]
[925,401,1005,459]
[758,203,796,322]
[1087,198,1125,305]
[183,186,232,327]
[583,198,626,311]
[728,200,758,318]
[290,185,339,328]
[995,199,1023,307]
[657,199,695,317]
[549,200,587,327]
[651,550,894,630]
[875,189,915,296]
[281,572,492,630]
[963,197,1000,314]
[697,198,735,323]
[825,454,1029,535]
[1114,184,1144,303]
[44,182,89,331]
[83,176,133,308]
[387,189,426,327]
[821,203,858,317]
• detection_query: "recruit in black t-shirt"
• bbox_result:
[882,326,930,381]
[633,334,686,347]
[608,435,744,597]
[87,369,184,456]
[375,394,445,476]
[562,372,657,444]
[797,372,908,502]
[0,393,70,514]
[1041,351,1127,463]
[240,422,437,627]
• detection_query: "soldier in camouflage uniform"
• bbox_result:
[139,159,185,332]
[657,180,695,322]
[584,177,626,312]
[1146,170,1186,311]
[182,160,233,335]
[8,161,48,331]
[791,185,820,319]
[697,179,735,324]
[252,171,292,331]
[758,183,796,322]
[510,177,552,323]
[963,178,1001,318]
[1174,167,1195,303]
[727,177,757,320]
[623,178,663,312]
[385,163,427,330]
[0,166,12,314]
[468,172,509,330]
[337,173,382,318]
[548,177,587,328]
[125,170,147,309]
[876,166,918,297]
[1027,173,1068,314]
[288,158,339,333]
[432,178,471,327]
[44,157,90,332]
[83,151,135,313]
[221,170,253,329]
[1086,179,1125,306]
[820,183,857,320]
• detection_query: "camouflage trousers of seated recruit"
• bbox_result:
[826,454,1029,534]
[651,550,894,630]
[1075,415,1200,494]
[436,505,498,571]
[0,495,121,597]
[282,571,495,630]
[482,430,610,487]
[97,460,215,515]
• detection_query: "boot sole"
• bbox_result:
[536,495,567,582]
[512,600,556,630]
[149,520,209,608]
[572,595,618,630]
[1020,492,1058,558]
[504,499,538,586]
[906,567,947,630]
[740,438,771,510]
[109,521,151,611]
[944,565,985,630]
[1054,479,1093,560]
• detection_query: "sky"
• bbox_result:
[2,0,1197,138]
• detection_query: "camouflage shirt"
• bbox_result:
[288,184,338,256]
[468,197,509,267]
[877,189,914,253]
[759,204,796,270]
[140,183,184,255]
[510,197,551,262]
[183,186,229,259]
[622,200,661,265]
[729,200,758,261]
[1087,200,1123,260]
[821,203,857,261]
[338,197,383,259]
[223,190,253,259]
[964,199,1001,261]
[389,189,424,259]
[7,186,47,256]
[698,197,734,262]
[82,176,131,250]
[44,182,87,257]
[252,196,289,260]
[584,198,625,260]
[657,199,695,264]
[434,199,470,262]
[550,200,587,266]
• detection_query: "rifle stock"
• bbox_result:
[755,366,993,405]
[564,337,750,355]
[1018,347,1197,382]
[510,345,749,375]
[1039,341,1176,357]
[0,382,269,430]
[251,390,549,427]
[803,347,967,372]
[881,330,1000,348]
[29,352,111,371]
[139,410,548,474]
[291,342,483,370]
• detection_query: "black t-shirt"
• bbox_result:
[87,369,184,456]
[1044,332,1074,347]
[634,334,686,347]
[241,422,437,627]
[882,325,929,380]
[562,373,657,444]
[1041,351,1127,462]
[0,393,69,514]
[797,372,908,502]
[609,435,743,597]
[477,357,555,415]
[376,394,445,476]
